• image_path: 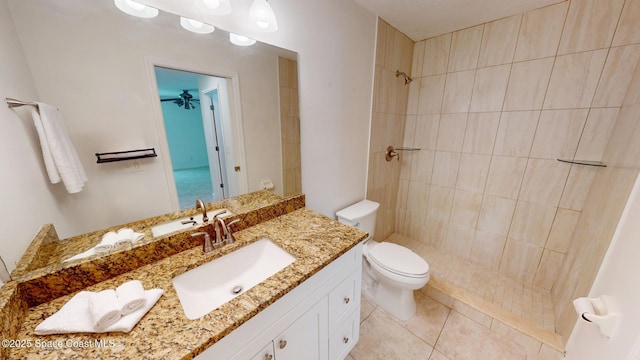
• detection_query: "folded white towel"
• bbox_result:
[63,247,97,262]
[95,231,118,252]
[30,103,88,194]
[34,289,163,335]
[114,228,145,246]
[116,280,146,315]
[88,290,121,331]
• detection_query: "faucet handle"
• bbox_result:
[224,219,241,244]
[191,231,213,253]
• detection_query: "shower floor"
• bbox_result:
[384,233,563,349]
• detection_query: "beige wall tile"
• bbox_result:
[423,33,452,76]
[414,114,441,150]
[477,195,516,236]
[411,150,436,183]
[604,105,640,165]
[574,108,619,161]
[418,74,446,114]
[478,15,522,67]
[462,112,500,154]
[503,57,554,111]
[406,78,421,115]
[470,230,507,270]
[508,201,556,246]
[544,50,608,109]
[450,189,483,227]
[436,113,467,152]
[423,217,449,246]
[432,151,461,187]
[533,249,564,289]
[499,239,544,283]
[470,64,511,112]
[518,158,569,206]
[406,180,430,220]
[448,25,484,72]
[546,208,580,254]
[385,23,414,72]
[443,223,475,259]
[514,2,568,61]
[593,44,640,107]
[442,70,476,113]
[403,115,417,148]
[559,165,598,211]
[613,0,640,46]
[624,64,640,106]
[493,111,540,157]
[456,153,491,193]
[397,179,410,210]
[485,156,528,199]
[530,109,589,160]
[412,40,425,78]
[558,0,625,55]
[427,185,454,222]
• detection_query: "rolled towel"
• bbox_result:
[63,247,97,262]
[95,231,117,252]
[132,232,145,243]
[115,228,134,246]
[116,280,146,315]
[88,289,121,331]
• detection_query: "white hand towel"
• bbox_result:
[115,228,134,246]
[34,289,163,335]
[63,247,97,262]
[30,103,88,193]
[95,231,117,252]
[116,280,146,315]
[88,290,121,331]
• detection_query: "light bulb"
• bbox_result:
[180,17,215,34]
[230,33,256,46]
[249,0,278,32]
[114,0,159,18]
[203,0,220,9]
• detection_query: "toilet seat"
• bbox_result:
[367,242,429,278]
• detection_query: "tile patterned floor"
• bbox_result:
[385,233,556,331]
[174,166,215,210]
[349,292,561,360]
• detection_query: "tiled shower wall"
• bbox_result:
[366,20,413,241]
[278,57,302,197]
[395,0,640,300]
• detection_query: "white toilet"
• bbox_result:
[336,200,430,321]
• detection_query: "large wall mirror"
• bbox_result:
[6,0,301,243]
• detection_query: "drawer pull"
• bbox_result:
[279,340,287,349]
[343,336,349,344]
[264,354,273,360]
[344,297,350,304]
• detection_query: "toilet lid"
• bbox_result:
[368,242,429,277]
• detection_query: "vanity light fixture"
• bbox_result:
[180,17,215,34]
[114,0,159,18]
[201,0,232,15]
[249,0,278,32]
[229,33,257,46]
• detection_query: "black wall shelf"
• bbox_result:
[96,148,157,163]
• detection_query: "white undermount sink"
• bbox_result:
[150,209,231,237]
[172,237,296,320]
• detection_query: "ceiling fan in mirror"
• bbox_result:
[161,90,200,109]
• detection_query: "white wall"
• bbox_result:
[0,0,76,270]
[141,0,378,217]
[565,171,640,359]
[0,0,376,269]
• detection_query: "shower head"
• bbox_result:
[395,70,413,85]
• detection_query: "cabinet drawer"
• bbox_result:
[329,309,359,360]
[329,271,359,329]
[249,343,275,360]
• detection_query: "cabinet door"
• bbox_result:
[274,299,326,360]
[249,342,275,360]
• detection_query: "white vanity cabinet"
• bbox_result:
[197,243,363,360]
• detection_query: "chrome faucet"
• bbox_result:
[213,214,241,247]
[195,199,208,223]
[190,232,213,253]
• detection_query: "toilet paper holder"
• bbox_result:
[573,295,620,338]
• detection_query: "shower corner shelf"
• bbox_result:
[96,148,157,163]
[557,159,607,167]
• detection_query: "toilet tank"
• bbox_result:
[336,200,380,240]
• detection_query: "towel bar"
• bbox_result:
[95,148,157,163]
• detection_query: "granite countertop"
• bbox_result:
[7,208,368,359]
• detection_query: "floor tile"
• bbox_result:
[351,308,434,360]
[429,350,451,360]
[360,296,376,323]
[435,311,526,360]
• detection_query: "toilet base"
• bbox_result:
[374,282,417,321]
